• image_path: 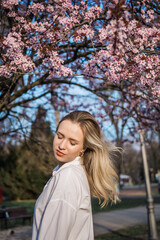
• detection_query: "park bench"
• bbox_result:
[0,206,32,229]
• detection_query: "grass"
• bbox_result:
[95,221,160,240]
[91,196,160,214]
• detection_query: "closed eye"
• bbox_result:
[57,132,63,139]
[70,141,77,146]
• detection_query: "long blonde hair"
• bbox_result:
[57,111,119,207]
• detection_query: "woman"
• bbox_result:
[32,111,119,240]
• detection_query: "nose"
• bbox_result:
[59,139,67,150]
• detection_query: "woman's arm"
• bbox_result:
[36,199,77,240]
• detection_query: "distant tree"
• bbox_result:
[121,144,142,184]
[16,106,57,199]
[121,131,160,185]
[0,143,20,200]
[146,132,160,179]
[0,106,57,200]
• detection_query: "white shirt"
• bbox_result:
[32,156,94,240]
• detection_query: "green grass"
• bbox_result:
[95,221,160,240]
[92,196,160,214]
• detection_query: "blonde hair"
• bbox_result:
[57,111,119,207]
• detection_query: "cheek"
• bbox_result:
[70,146,82,154]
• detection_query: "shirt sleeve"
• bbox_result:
[35,167,81,240]
[36,199,77,240]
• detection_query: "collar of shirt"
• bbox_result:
[52,156,83,176]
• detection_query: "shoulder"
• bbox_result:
[50,166,82,204]
[49,164,90,208]
[53,164,89,192]
[56,164,84,184]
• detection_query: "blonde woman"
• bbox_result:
[32,110,119,240]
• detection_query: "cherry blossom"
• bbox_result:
[0,0,159,136]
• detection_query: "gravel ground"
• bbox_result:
[0,226,32,240]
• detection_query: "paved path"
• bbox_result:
[0,204,159,239]
[93,204,160,236]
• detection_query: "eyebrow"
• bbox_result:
[57,131,80,143]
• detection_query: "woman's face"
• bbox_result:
[53,120,85,165]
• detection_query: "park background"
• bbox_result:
[0,0,160,239]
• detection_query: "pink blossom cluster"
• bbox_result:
[57,65,73,76]
[2,0,20,10]
[84,6,102,22]
[59,16,79,32]
[0,0,159,131]
[3,32,23,51]
[61,1,74,11]
[43,51,72,76]
[28,3,45,15]
[0,65,11,78]
[30,22,47,34]
[1,32,35,76]
[84,3,160,107]
[74,25,94,42]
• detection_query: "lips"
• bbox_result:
[56,150,65,157]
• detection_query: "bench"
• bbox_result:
[0,206,32,229]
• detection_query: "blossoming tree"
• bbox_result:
[0,0,159,138]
